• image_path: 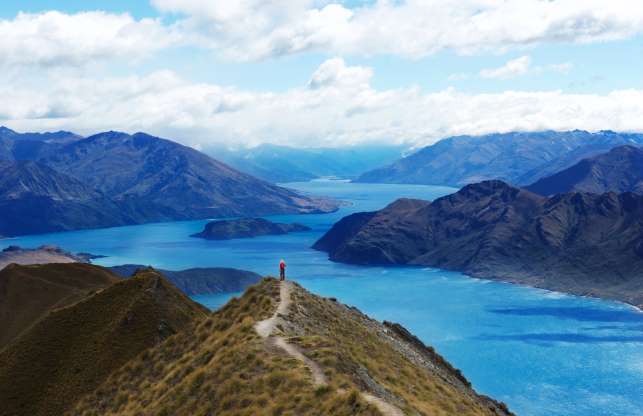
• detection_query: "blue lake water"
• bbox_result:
[2,180,642,416]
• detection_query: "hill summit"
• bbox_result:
[0,262,512,415]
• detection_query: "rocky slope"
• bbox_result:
[0,161,135,236]
[109,265,262,295]
[314,181,643,308]
[0,129,337,236]
[42,131,337,219]
[70,278,511,416]
[527,145,643,196]
[356,130,643,187]
[0,126,81,160]
[0,263,120,348]
[191,217,311,240]
[0,268,208,416]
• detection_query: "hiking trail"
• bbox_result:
[254,280,404,416]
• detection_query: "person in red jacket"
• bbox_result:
[279,259,286,281]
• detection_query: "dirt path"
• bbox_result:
[254,281,327,386]
[362,393,405,416]
[255,280,405,415]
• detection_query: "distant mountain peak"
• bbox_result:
[526,144,643,196]
[356,130,643,187]
[0,126,17,135]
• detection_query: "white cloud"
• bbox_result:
[453,56,573,81]
[480,56,532,79]
[4,2,643,67]
[152,0,643,60]
[307,57,373,89]
[0,11,178,68]
[3,58,643,149]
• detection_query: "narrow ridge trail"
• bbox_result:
[254,280,404,416]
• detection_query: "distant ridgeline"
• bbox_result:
[0,127,337,237]
[315,180,643,309]
[356,130,643,187]
[206,143,406,183]
[0,264,513,416]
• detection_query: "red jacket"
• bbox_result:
[279,261,286,270]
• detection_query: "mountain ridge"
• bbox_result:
[0,129,337,236]
[526,145,643,195]
[356,130,643,187]
[315,180,643,308]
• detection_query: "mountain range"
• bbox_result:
[207,143,406,182]
[0,264,511,416]
[314,180,643,308]
[526,145,643,196]
[356,130,643,187]
[0,127,337,237]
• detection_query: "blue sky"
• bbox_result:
[2,1,643,148]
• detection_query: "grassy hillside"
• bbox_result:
[0,269,208,416]
[0,263,120,349]
[72,278,511,416]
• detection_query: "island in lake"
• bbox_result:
[191,217,311,240]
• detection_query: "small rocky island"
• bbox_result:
[191,217,311,240]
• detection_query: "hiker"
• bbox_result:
[279,259,286,281]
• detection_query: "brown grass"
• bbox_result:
[70,278,380,416]
[0,268,207,416]
[286,283,510,416]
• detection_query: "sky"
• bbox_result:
[1,1,643,149]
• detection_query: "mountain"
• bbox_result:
[208,143,406,182]
[108,265,262,295]
[0,268,208,416]
[526,145,643,196]
[0,263,120,348]
[70,278,511,416]
[191,217,311,240]
[42,131,337,219]
[0,129,338,236]
[0,126,81,160]
[0,160,134,236]
[356,130,643,187]
[314,181,643,308]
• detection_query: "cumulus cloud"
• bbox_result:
[480,56,532,79]
[307,57,373,89]
[3,58,643,149]
[0,11,178,67]
[152,0,643,60]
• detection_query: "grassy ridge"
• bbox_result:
[286,283,512,415]
[0,269,208,416]
[72,278,378,416]
[0,263,120,349]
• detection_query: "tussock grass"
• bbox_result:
[287,284,511,416]
[70,278,380,416]
[0,268,207,416]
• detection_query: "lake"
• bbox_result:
[3,180,642,416]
